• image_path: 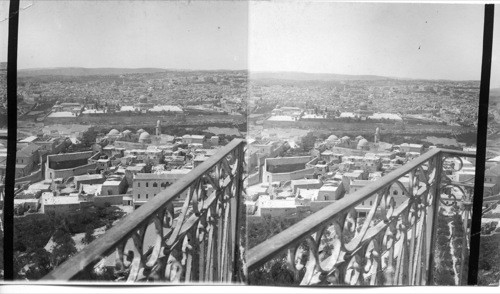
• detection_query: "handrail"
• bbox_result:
[43,138,246,281]
[247,148,475,272]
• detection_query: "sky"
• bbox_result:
[9,0,249,70]
[0,1,499,86]
[249,2,490,82]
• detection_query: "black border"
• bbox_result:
[4,0,20,282]
[468,3,495,286]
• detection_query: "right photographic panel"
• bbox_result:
[245,1,492,286]
[481,4,500,287]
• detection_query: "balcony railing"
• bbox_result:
[247,148,476,286]
[42,138,246,283]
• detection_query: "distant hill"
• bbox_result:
[491,88,500,97]
[250,71,392,81]
[18,67,167,77]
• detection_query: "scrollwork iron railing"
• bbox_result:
[247,149,476,286]
[42,138,246,283]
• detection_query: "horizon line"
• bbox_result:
[10,65,488,83]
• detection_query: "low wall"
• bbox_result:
[15,169,43,185]
[264,167,315,183]
[46,162,97,180]
[94,194,129,207]
[310,200,336,213]
[247,172,260,186]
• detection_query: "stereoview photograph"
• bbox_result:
[9,0,248,283]
[0,0,499,288]
[245,1,498,286]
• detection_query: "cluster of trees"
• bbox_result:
[14,204,125,280]
[478,234,500,285]
[247,215,303,285]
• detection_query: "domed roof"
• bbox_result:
[123,129,132,135]
[139,95,148,103]
[108,129,120,136]
[357,138,369,148]
[139,131,151,142]
[137,129,145,134]
[341,136,350,140]
[359,102,368,110]
[327,135,338,141]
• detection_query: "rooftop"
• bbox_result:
[267,115,296,122]
[42,192,80,205]
[47,111,78,118]
[291,179,322,186]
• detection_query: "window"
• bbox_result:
[393,190,398,195]
[153,182,158,187]
[138,182,140,187]
[370,201,372,206]
[146,182,149,187]
[146,194,148,199]
[138,194,141,199]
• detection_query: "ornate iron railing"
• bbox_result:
[42,138,246,283]
[247,148,476,286]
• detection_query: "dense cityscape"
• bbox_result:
[0,65,498,285]
[0,68,247,280]
[245,73,500,286]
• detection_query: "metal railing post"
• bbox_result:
[425,151,443,285]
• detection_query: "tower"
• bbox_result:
[156,120,161,136]
[374,127,380,144]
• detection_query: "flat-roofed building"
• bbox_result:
[73,174,105,189]
[45,151,97,180]
[101,177,128,196]
[132,169,191,208]
[40,192,80,216]
[317,184,344,201]
[256,195,297,217]
[263,156,314,183]
[400,143,424,154]
[291,178,322,194]
[182,134,205,145]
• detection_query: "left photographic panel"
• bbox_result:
[0,0,9,282]
[13,0,248,283]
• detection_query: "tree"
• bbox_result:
[51,228,77,267]
[82,225,95,244]
[24,248,53,280]
[301,132,317,152]
[81,129,98,147]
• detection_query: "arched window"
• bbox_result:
[153,182,158,187]
[393,190,398,195]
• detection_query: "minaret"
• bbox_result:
[374,127,380,143]
[156,120,161,136]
